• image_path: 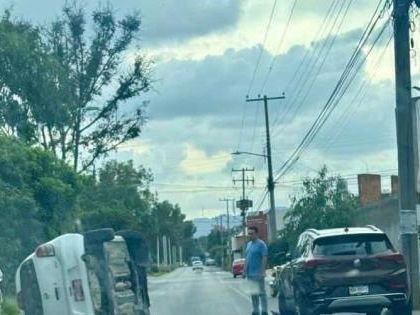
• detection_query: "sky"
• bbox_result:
[5,0,420,219]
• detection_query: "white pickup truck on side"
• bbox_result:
[16,228,150,315]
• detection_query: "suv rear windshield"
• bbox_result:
[313,234,393,256]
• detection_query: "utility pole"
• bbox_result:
[232,198,236,216]
[220,198,235,267]
[156,236,160,268]
[232,168,254,254]
[172,245,177,266]
[220,198,234,232]
[246,94,285,242]
[393,0,420,307]
[162,235,168,265]
[218,214,224,268]
[168,237,172,266]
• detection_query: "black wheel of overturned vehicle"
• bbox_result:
[84,228,115,243]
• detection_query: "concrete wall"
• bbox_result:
[352,196,401,250]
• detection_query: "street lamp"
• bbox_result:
[231,151,268,158]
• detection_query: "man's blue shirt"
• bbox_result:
[245,238,268,277]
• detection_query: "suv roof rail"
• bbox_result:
[365,225,380,231]
[306,228,320,235]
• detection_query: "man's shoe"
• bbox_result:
[251,312,259,315]
[261,312,268,315]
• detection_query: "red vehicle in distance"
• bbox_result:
[232,258,245,278]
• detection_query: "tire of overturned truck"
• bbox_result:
[84,228,115,243]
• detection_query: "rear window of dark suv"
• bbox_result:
[313,233,394,256]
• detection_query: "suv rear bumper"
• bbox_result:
[312,293,408,313]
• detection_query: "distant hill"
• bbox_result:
[193,215,243,238]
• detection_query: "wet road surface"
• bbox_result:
[148,267,381,315]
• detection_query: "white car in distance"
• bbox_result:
[192,260,204,272]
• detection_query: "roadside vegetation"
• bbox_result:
[2,297,18,315]
[0,3,195,296]
[202,166,358,268]
[279,166,358,247]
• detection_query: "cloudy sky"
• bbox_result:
[6,0,420,219]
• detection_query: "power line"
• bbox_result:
[274,1,391,182]
[271,2,348,142]
[284,0,338,93]
[255,189,269,212]
[272,0,354,141]
[270,0,339,131]
[321,32,394,153]
[246,0,279,96]
[239,0,279,151]
[260,0,299,93]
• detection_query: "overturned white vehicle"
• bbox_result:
[16,228,150,315]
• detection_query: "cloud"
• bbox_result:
[139,0,241,44]
[4,0,241,45]
[179,143,231,174]
[147,27,373,125]
[2,0,401,220]
[121,25,398,216]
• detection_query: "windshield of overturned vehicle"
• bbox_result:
[1,0,420,315]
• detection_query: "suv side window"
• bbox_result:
[295,234,308,257]
[303,236,313,258]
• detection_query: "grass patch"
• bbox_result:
[2,297,18,315]
[148,271,169,277]
[148,265,176,277]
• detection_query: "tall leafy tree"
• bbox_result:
[0,4,151,171]
[280,166,358,247]
[80,160,153,231]
[80,160,197,265]
[0,136,80,291]
[206,227,230,266]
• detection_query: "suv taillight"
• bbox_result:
[35,244,55,257]
[304,258,332,268]
[377,253,405,265]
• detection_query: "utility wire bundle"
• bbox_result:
[274,0,392,182]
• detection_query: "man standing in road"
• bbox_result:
[244,226,268,315]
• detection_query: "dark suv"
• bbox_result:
[277,226,411,315]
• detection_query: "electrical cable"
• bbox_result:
[274,2,391,181]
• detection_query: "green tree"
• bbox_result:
[80,160,153,231]
[206,227,230,266]
[0,136,80,292]
[79,160,196,265]
[0,4,151,171]
[280,166,357,247]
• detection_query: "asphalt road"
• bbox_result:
[149,266,274,315]
[148,266,371,315]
